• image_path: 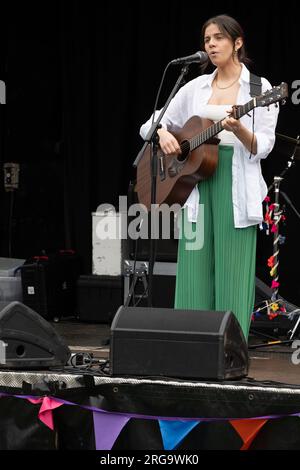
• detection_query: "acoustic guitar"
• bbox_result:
[136,83,288,209]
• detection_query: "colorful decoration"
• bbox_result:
[230,419,268,450]
[2,392,300,450]
[27,396,63,430]
[93,412,130,450]
[270,302,279,312]
[271,280,280,289]
[270,267,276,277]
[159,420,200,450]
[279,235,286,245]
[252,299,288,321]
[261,196,288,312]
[268,256,275,268]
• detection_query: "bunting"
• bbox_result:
[159,420,200,450]
[230,418,268,450]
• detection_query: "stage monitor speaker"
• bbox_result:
[110,306,248,380]
[0,301,71,369]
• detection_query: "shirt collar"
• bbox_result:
[200,63,251,88]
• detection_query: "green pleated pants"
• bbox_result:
[175,145,257,340]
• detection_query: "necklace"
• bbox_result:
[215,75,239,90]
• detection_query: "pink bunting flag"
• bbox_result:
[271,280,280,289]
[28,397,63,430]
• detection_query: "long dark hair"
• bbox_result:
[200,14,251,71]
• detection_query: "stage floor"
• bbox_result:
[51,318,300,387]
[1,317,300,450]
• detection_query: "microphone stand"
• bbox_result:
[267,134,300,302]
[133,64,190,307]
[251,133,300,348]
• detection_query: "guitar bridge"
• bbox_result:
[168,157,185,177]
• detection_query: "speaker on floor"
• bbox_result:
[0,301,71,369]
[110,306,248,380]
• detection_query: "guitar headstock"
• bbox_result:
[256,82,289,108]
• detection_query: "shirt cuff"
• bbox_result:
[248,131,274,162]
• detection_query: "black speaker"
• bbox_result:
[21,252,81,320]
[0,301,71,369]
[110,306,248,380]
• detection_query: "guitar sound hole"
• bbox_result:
[177,140,190,162]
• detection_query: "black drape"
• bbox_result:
[4,2,300,300]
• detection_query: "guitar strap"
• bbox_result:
[249,72,262,97]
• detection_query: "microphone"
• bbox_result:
[170,51,208,65]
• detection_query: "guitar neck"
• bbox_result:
[189,99,256,151]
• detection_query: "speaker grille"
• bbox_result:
[0,301,70,369]
[110,306,248,380]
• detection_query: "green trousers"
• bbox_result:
[175,145,257,340]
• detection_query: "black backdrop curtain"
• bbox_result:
[3,2,300,301]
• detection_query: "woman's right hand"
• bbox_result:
[157,128,181,155]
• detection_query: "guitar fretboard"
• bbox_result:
[189,99,255,151]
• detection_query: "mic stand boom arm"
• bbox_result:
[133,64,190,168]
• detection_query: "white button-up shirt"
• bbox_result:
[140,64,279,228]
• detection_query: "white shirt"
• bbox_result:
[199,104,237,145]
[140,64,279,228]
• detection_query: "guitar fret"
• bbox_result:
[190,97,257,151]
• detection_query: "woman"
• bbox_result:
[139,14,279,340]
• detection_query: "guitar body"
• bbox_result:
[136,115,219,209]
[136,82,288,209]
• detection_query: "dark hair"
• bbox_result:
[200,14,251,71]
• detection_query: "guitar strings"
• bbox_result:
[182,100,255,152]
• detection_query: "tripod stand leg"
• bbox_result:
[288,314,300,341]
[124,264,149,307]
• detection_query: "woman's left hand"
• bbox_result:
[222,108,242,133]
[222,115,242,133]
